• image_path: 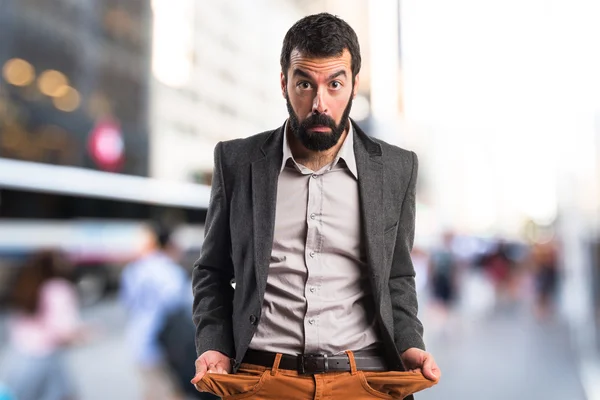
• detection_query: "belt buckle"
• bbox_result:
[298,353,328,374]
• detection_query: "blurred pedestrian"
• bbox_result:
[480,240,516,309]
[428,232,459,323]
[531,239,559,320]
[191,12,439,400]
[121,224,217,400]
[1,250,86,400]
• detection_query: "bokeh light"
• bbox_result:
[2,58,35,87]
[38,69,69,97]
[52,86,80,112]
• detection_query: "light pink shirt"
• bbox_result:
[9,278,80,356]
[249,122,380,355]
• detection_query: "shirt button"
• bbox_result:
[310,213,316,220]
[309,287,316,293]
[311,174,318,179]
[308,318,315,325]
[249,314,258,325]
[309,251,315,258]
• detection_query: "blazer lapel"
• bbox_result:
[353,121,385,299]
[251,126,284,299]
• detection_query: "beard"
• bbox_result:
[285,94,353,152]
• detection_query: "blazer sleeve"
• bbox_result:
[389,151,426,353]
[192,141,235,358]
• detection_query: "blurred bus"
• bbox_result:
[0,158,210,306]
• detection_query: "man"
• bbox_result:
[191,13,440,399]
[122,225,216,400]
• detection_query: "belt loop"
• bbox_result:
[271,353,283,376]
[345,350,358,375]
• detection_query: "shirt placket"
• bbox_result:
[304,171,323,354]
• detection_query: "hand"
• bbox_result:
[191,350,232,385]
[400,348,441,381]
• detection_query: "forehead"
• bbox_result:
[288,48,352,77]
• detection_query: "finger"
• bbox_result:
[422,356,438,380]
[191,360,207,384]
[207,363,217,373]
[215,365,227,374]
[217,359,232,374]
[431,363,442,380]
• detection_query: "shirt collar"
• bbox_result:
[280,120,358,179]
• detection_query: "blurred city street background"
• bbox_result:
[0,286,591,399]
[1,0,600,399]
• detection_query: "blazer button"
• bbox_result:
[249,314,258,325]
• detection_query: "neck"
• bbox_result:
[288,127,348,171]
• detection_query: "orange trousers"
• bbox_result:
[196,351,438,399]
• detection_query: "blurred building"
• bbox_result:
[149,0,304,183]
[0,0,209,305]
[397,0,600,374]
[0,0,151,176]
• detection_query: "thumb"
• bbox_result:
[423,366,437,380]
[191,360,207,384]
[422,356,438,381]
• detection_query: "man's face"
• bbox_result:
[281,49,359,151]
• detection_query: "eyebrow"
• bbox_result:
[292,69,348,81]
[292,69,312,80]
[327,70,347,80]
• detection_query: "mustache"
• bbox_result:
[301,113,336,131]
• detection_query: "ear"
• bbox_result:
[352,73,360,99]
[280,72,287,99]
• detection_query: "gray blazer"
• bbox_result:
[192,119,425,374]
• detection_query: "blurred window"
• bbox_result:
[151,0,195,87]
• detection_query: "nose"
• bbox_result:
[312,89,328,115]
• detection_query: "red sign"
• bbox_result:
[88,120,124,171]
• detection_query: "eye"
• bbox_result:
[297,81,312,89]
[330,81,342,89]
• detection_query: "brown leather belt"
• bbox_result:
[242,349,388,374]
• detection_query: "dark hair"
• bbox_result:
[151,223,173,250]
[280,13,361,82]
[9,250,71,314]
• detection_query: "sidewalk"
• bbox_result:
[417,297,588,400]
[0,294,594,399]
